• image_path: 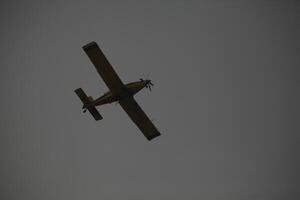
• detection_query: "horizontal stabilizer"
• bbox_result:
[74,88,103,121]
[87,106,103,121]
[74,88,89,104]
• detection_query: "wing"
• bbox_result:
[119,96,161,141]
[82,42,125,94]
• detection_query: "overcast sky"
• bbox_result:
[0,1,299,200]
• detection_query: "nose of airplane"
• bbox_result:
[139,78,154,91]
[145,79,154,91]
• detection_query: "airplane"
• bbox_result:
[74,41,161,141]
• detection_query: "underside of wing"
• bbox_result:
[83,42,125,94]
[119,96,161,141]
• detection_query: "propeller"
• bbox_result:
[140,78,154,92]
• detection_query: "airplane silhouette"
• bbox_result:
[74,42,161,141]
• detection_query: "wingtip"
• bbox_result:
[146,133,161,141]
[82,41,98,51]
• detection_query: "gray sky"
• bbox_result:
[0,1,299,199]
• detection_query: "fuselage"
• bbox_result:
[86,80,148,108]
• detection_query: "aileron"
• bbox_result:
[119,97,161,140]
[83,42,125,94]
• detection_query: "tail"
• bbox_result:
[74,88,103,121]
